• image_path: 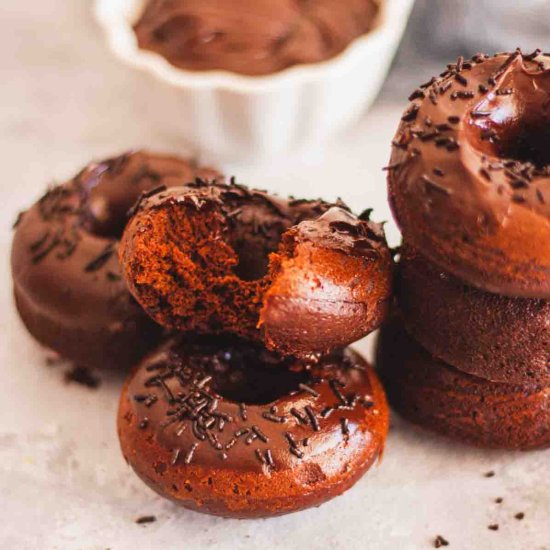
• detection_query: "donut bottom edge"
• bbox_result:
[13,285,162,371]
[376,319,550,451]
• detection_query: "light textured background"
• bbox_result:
[1,1,549,549]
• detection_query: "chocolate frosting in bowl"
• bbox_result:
[134,0,381,76]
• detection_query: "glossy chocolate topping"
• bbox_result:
[388,50,550,298]
[260,206,393,355]
[134,0,381,76]
[377,319,550,450]
[119,336,388,517]
[11,151,218,370]
[286,205,388,257]
[119,181,392,356]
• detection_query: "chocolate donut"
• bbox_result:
[388,50,550,298]
[11,151,219,370]
[118,336,388,518]
[134,0,381,76]
[377,319,550,450]
[397,246,550,385]
[118,181,393,357]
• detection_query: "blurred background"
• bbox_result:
[385,0,550,98]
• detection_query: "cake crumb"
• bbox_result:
[434,535,449,547]
[64,366,100,389]
[136,515,156,525]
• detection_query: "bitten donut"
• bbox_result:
[388,50,550,298]
[11,151,219,370]
[377,319,550,450]
[118,336,389,518]
[397,246,550,385]
[119,181,393,357]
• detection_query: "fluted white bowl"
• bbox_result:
[94,0,414,162]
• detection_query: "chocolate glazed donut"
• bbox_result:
[377,319,550,450]
[388,50,550,298]
[397,246,550,385]
[11,151,219,370]
[119,181,393,357]
[118,336,389,518]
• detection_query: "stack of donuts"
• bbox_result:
[379,50,550,450]
[11,150,394,517]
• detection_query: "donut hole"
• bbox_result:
[227,208,292,282]
[198,340,309,405]
[86,194,132,238]
[467,90,550,168]
[79,152,211,239]
[495,119,550,168]
[85,178,180,239]
[230,233,280,282]
[79,162,147,239]
[475,116,550,168]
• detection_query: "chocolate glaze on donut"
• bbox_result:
[377,319,550,450]
[134,0,381,76]
[397,246,550,385]
[11,151,219,370]
[118,336,388,518]
[119,181,393,357]
[388,50,550,298]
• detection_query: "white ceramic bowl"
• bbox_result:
[94,0,414,162]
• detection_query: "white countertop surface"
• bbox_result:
[0,1,548,549]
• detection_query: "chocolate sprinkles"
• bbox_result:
[340,418,350,436]
[252,425,269,443]
[401,104,420,122]
[299,383,320,398]
[304,406,320,432]
[184,443,199,464]
[84,243,115,272]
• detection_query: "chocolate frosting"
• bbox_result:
[134,0,381,76]
[11,151,218,370]
[260,206,393,355]
[287,205,388,258]
[388,50,550,298]
[119,336,388,517]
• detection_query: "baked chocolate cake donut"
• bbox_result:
[397,246,550,385]
[388,50,550,298]
[119,181,393,357]
[377,319,550,450]
[134,0,381,76]
[11,151,219,370]
[118,336,388,518]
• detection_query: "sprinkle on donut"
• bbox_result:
[118,336,389,517]
[388,50,550,298]
[119,180,393,357]
[11,150,219,370]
